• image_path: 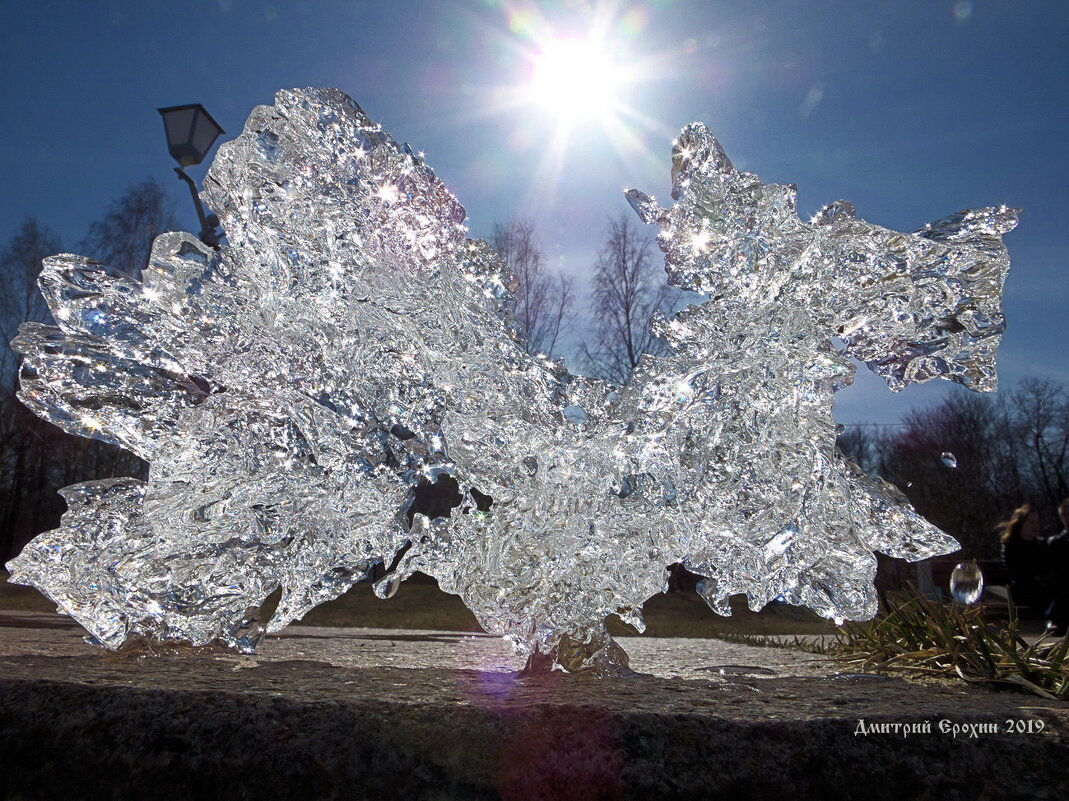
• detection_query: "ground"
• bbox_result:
[1,609,1067,800]
[4,570,1069,799]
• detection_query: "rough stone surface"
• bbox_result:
[1,612,1067,800]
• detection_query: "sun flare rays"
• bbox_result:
[466,1,671,207]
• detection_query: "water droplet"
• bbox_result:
[940,452,958,468]
[374,572,402,599]
[950,561,983,604]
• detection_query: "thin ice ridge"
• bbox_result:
[6,89,1018,661]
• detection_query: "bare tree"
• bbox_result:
[836,425,880,476]
[877,391,1011,557]
[0,219,61,562]
[1011,377,1069,508]
[874,381,1069,558]
[0,192,164,564]
[0,218,58,385]
[580,214,674,385]
[0,218,60,445]
[80,178,179,277]
[492,218,575,357]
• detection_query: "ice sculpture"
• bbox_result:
[6,89,1017,671]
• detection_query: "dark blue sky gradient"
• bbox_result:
[2,0,1066,424]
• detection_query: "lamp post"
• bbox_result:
[158,104,225,249]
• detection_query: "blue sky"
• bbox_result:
[2,0,1066,425]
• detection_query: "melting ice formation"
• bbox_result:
[7,89,1018,670]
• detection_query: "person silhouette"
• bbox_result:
[998,504,1048,618]
[1042,499,1069,636]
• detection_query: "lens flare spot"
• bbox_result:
[621,5,650,35]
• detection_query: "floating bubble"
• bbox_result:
[950,561,983,604]
[941,452,958,468]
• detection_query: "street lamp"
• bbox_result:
[158,103,225,248]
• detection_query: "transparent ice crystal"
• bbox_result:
[6,89,1017,669]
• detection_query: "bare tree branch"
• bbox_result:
[580,214,675,385]
[79,178,179,278]
[492,218,575,357]
[0,184,170,562]
[0,217,59,388]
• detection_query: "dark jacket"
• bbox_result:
[1001,535,1048,613]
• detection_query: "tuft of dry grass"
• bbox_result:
[829,586,1069,700]
[710,630,834,654]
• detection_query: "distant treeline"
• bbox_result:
[0,180,175,563]
[838,380,1069,558]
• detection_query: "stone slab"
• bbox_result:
[1,611,1067,800]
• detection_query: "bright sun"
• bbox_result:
[528,37,621,122]
[481,3,669,205]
